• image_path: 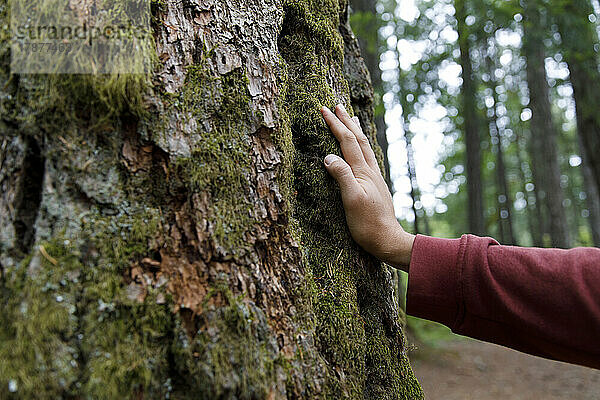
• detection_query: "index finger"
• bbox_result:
[321,106,367,169]
[334,105,379,171]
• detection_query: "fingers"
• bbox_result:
[324,154,362,201]
[333,105,379,170]
[321,106,367,169]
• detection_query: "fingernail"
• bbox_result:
[324,154,337,166]
[338,104,346,113]
[321,106,331,114]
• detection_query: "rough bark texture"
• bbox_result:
[0,0,422,398]
[523,2,570,248]
[456,0,485,236]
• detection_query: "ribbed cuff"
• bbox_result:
[406,234,467,330]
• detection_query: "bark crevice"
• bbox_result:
[13,136,45,255]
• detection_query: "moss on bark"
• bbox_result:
[169,64,255,253]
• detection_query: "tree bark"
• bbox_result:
[0,1,423,398]
[522,1,570,248]
[456,0,485,236]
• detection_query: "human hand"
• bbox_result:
[321,104,415,270]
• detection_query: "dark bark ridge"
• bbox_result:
[0,0,422,399]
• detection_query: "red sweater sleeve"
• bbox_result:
[406,234,600,369]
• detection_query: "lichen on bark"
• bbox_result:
[0,0,423,398]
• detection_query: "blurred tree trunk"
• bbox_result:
[406,133,421,235]
[486,49,516,245]
[553,0,600,201]
[515,130,544,246]
[578,135,600,246]
[456,0,485,235]
[0,0,423,398]
[522,1,570,248]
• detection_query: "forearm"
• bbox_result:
[407,234,600,369]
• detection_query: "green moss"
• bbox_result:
[0,208,280,399]
[0,209,173,399]
[82,294,173,399]
[169,287,283,399]
[281,0,346,60]
[277,0,365,395]
[166,55,255,254]
[0,0,155,138]
[0,249,79,399]
[363,327,423,400]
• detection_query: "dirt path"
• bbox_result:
[410,338,600,399]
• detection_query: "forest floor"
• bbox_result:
[407,317,600,400]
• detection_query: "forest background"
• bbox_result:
[350,0,600,311]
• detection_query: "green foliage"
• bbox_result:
[379,0,600,246]
[407,316,461,349]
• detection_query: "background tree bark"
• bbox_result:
[486,47,516,245]
[0,0,423,398]
[515,130,544,247]
[551,0,600,247]
[553,0,600,201]
[578,134,600,246]
[456,0,486,236]
[522,1,570,248]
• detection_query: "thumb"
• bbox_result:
[324,154,358,197]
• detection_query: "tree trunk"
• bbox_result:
[0,1,423,399]
[489,116,516,245]
[406,134,421,235]
[515,129,544,246]
[486,52,516,245]
[578,135,600,246]
[456,0,485,236]
[554,0,600,200]
[522,1,570,248]
[555,0,600,247]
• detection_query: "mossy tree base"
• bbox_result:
[0,0,423,398]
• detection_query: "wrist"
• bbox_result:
[379,224,415,271]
